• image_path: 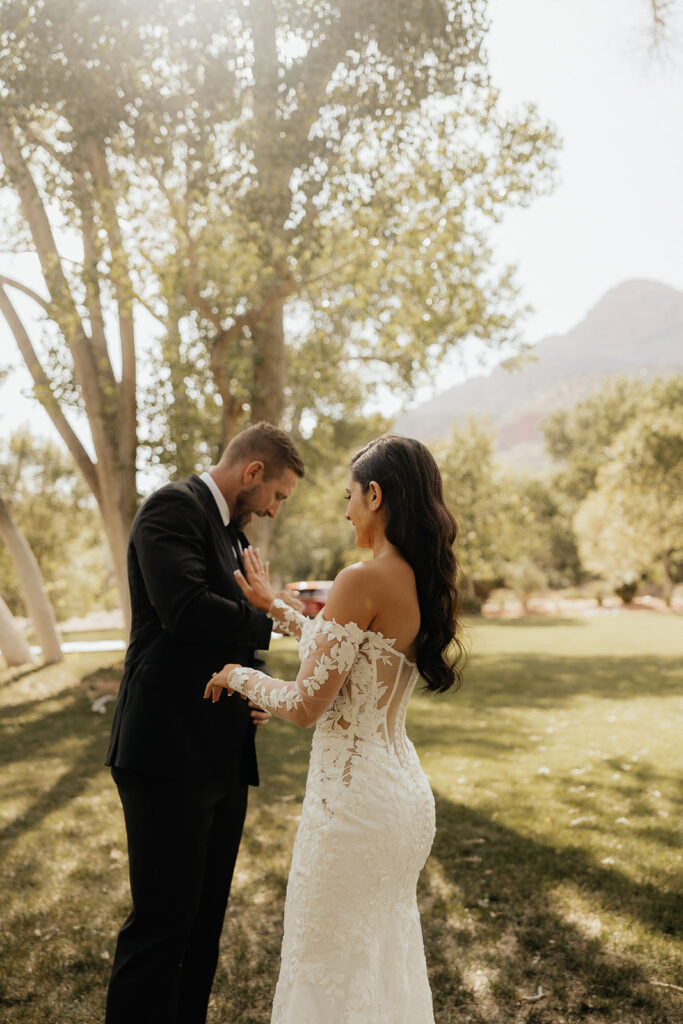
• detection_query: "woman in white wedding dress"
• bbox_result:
[205,435,464,1024]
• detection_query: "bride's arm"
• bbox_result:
[266,596,308,639]
[205,616,363,727]
[207,567,374,727]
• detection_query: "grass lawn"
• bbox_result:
[1,610,681,1023]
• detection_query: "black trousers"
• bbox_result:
[105,766,249,1024]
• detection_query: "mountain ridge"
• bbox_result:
[393,279,683,466]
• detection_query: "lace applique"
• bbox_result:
[228,616,362,727]
[267,597,308,639]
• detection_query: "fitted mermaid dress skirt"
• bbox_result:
[229,606,437,1024]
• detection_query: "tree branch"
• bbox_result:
[85,139,138,493]
[0,122,115,471]
[248,0,295,226]
[73,155,115,384]
[0,284,100,500]
[281,0,371,158]
[292,254,358,294]
[0,275,50,311]
[650,980,683,994]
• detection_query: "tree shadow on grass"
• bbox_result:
[0,687,110,853]
[0,661,49,683]
[425,792,682,1024]
[461,652,682,706]
[551,755,683,856]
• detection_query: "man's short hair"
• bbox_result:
[222,422,305,480]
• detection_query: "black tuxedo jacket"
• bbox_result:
[106,475,272,786]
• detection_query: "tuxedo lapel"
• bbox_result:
[187,474,224,526]
[185,475,243,582]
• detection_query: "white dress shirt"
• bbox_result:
[199,471,231,526]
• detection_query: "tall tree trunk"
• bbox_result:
[245,299,287,558]
[0,125,136,633]
[661,549,673,607]
[0,496,63,663]
[99,500,132,631]
[0,594,35,668]
[250,300,286,425]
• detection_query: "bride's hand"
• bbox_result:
[234,547,276,611]
[204,664,240,702]
[274,589,305,613]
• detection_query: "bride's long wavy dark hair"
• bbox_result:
[350,435,464,693]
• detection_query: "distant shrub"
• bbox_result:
[615,580,639,604]
[461,594,483,615]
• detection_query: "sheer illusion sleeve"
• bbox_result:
[228,616,362,728]
[267,597,308,639]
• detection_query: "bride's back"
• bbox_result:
[305,613,421,768]
[324,555,420,663]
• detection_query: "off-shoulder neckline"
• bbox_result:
[314,611,418,668]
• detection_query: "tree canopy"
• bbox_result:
[541,375,683,501]
[0,0,560,613]
[574,404,683,601]
[0,0,557,458]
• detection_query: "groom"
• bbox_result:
[105,421,305,1024]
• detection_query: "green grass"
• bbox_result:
[1,612,681,1023]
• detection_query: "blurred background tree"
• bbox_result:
[0,431,116,622]
[0,488,62,663]
[543,374,683,605]
[433,416,581,607]
[541,375,683,502]
[573,403,683,604]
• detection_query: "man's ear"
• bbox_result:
[242,460,265,486]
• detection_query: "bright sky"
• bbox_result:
[486,0,683,342]
[1,0,682,434]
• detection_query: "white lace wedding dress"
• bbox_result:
[228,599,436,1024]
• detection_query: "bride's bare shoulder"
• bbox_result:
[323,557,417,629]
[322,562,378,630]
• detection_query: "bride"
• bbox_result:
[205,434,464,1023]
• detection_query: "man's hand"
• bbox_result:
[233,547,276,611]
[248,700,271,726]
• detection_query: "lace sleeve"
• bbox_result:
[267,596,308,639]
[228,617,362,727]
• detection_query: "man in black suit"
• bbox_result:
[105,421,305,1024]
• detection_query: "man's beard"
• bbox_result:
[231,485,262,528]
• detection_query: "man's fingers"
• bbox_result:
[249,702,272,725]
[233,569,252,596]
[244,547,264,573]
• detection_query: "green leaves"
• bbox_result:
[2,0,559,497]
[574,400,683,600]
[541,374,683,602]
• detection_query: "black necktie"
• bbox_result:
[227,523,245,571]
